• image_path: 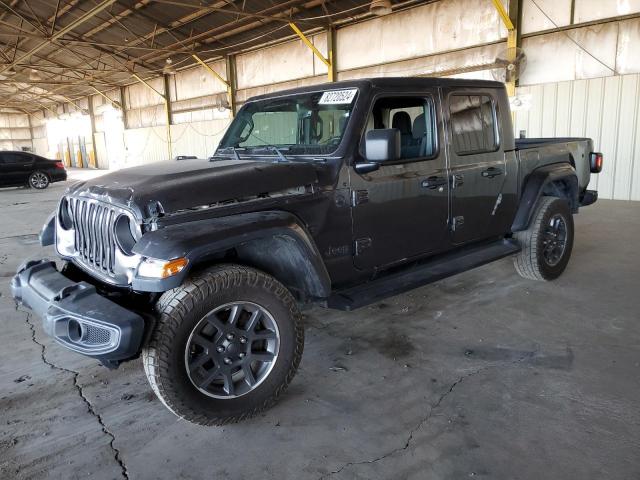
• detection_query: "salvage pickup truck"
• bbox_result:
[12,78,602,425]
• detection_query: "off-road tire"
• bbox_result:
[513,196,574,281]
[142,264,304,426]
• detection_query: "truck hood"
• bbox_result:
[67,159,318,217]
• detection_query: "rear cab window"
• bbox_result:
[448,94,499,155]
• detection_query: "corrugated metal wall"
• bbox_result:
[0,113,32,151]
[121,118,231,166]
[514,73,640,200]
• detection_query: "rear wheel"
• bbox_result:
[28,171,50,189]
[513,196,574,281]
[142,264,304,425]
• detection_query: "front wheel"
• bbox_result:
[513,196,574,281]
[142,265,304,425]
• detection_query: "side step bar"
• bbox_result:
[327,239,521,311]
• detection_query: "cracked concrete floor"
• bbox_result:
[1,174,639,480]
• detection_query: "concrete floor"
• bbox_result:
[1,173,639,480]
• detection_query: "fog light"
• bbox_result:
[68,319,83,342]
[138,257,188,279]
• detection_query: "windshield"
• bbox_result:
[217,88,357,156]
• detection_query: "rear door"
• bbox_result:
[444,90,507,244]
[350,91,450,270]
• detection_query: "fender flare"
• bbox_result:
[512,163,579,232]
[131,210,331,298]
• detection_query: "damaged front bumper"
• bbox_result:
[11,260,144,368]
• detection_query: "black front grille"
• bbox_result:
[67,197,119,276]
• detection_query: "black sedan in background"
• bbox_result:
[0,151,67,189]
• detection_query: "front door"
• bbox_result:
[351,92,450,270]
[445,91,507,244]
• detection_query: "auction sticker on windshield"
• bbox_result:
[318,89,357,105]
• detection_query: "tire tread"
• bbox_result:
[513,196,571,281]
[142,264,304,426]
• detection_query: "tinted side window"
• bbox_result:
[2,153,29,164]
[449,95,497,155]
[363,96,437,161]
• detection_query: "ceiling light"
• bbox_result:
[163,57,176,75]
[370,0,392,16]
[29,69,42,81]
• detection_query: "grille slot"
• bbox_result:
[67,197,123,276]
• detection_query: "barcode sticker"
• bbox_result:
[318,89,357,105]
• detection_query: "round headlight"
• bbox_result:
[114,214,136,255]
[58,198,73,230]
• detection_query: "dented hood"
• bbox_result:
[67,159,318,217]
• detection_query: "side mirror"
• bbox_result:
[365,128,401,162]
[355,128,401,174]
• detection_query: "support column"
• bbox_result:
[327,26,337,82]
[163,74,173,127]
[132,73,172,160]
[26,112,34,153]
[225,55,237,117]
[119,86,129,130]
[192,54,236,118]
[491,0,520,96]
[569,0,576,25]
[87,95,98,168]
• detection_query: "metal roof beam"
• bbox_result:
[0,0,117,74]
[133,0,314,65]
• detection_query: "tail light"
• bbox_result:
[589,152,603,173]
[54,161,65,169]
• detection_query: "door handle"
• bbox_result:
[481,167,503,178]
[452,174,464,188]
[421,176,447,189]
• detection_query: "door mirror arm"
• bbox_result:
[354,161,380,174]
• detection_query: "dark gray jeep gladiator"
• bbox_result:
[12,78,602,425]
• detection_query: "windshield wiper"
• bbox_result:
[215,145,293,163]
[211,146,248,161]
[268,145,289,163]
[244,145,291,162]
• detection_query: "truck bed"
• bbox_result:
[515,137,594,190]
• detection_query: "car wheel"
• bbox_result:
[143,264,304,426]
[28,171,50,189]
[513,196,574,281]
